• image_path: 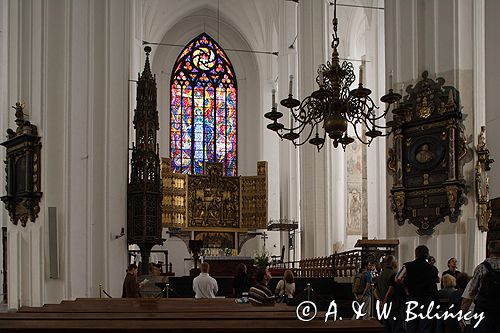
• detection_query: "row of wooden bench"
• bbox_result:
[0,298,384,332]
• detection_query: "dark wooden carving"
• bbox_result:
[194,231,234,249]
[2,226,6,303]
[476,126,494,231]
[388,71,471,235]
[487,197,500,257]
[1,103,42,227]
[127,47,163,274]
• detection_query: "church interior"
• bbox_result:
[0,0,499,331]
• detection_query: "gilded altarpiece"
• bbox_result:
[161,159,268,249]
[388,71,471,235]
[161,158,187,227]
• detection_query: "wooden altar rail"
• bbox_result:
[296,256,334,278]
[331,250,362,278]
[273,250,363,279]
[272,256,334,278]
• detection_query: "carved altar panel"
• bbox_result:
[188,164,240,228]
[161,160,267,231]
[388,71,471,235]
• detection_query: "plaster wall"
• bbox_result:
[2,0,130,308]
[385,0,486,274]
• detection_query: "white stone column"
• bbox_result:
[0,0,9,303]
[278,0,290,250]
[297,0,331,258]
[4,0,46,308]
[102,0,131,297]
[385,0,486,271]
[365,6,387,240]
[277,0,300,261]
[3,0,130,308]
[484,0,500,200]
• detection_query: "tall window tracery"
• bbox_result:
[170,33,237,176]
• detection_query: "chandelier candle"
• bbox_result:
[319,65,324,86]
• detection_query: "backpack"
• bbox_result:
[474,260,500,312]
[276,280,293,305]
[352,272,366,295]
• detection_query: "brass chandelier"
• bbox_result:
[264,0,401,151]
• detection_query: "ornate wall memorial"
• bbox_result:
[388,71,472,235]
[1,103,42,227]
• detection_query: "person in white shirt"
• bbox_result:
[192,262,218,298]
[275,269,295,302]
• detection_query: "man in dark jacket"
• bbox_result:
[396,245,439,333]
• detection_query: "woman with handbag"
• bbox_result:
[275,270,295,304]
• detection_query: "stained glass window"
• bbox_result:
[170,33,237,176]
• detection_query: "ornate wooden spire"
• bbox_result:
[127,47,163,274]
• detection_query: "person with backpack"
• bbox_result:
[382,258,406,333]
[352,261,374,320]
[274,270,295,304]
[461,240,500,333]
[374,255,397,304]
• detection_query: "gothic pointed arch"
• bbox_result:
[170,33,237,176]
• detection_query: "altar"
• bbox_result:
[203,256,253,277]
[161,160,269,268]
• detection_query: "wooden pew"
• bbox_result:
[0,298,384,332]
